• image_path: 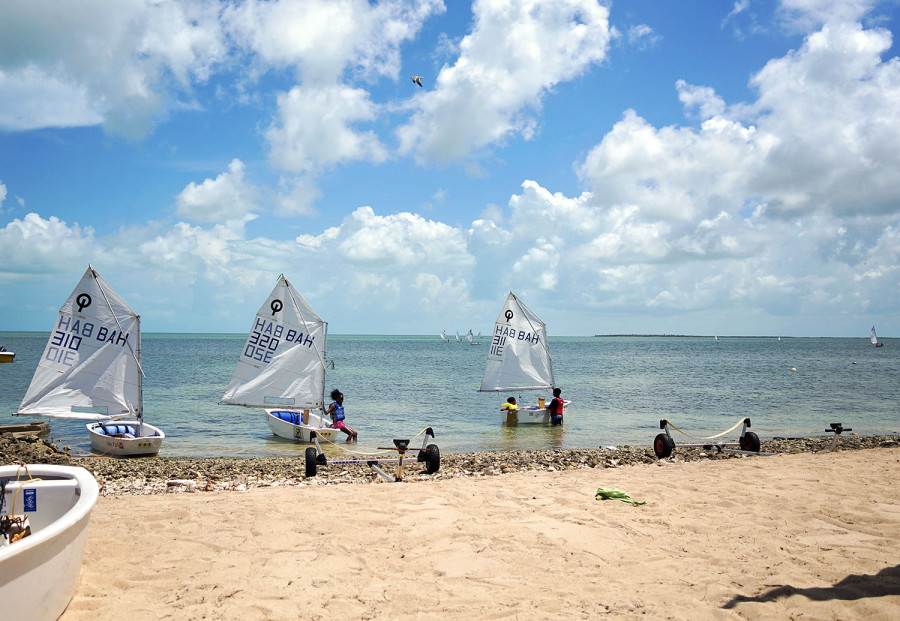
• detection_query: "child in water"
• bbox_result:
[325,389,358,443]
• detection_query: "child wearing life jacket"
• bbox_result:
[547,388,564,426]
[501,396,518,412]
[326,389,358,443]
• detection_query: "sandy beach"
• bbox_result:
[60,447,899,620]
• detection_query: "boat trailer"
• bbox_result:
[304,427,440,482]
[824,422,852,451]
[653,418,768,458]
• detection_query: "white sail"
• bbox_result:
[440,329,447,341]
[479,292,553,392]
[871,326,879,345]
[17,266,142,421]
[221,275,327,410]
[466,329,474,344]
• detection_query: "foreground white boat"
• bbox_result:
[0,464,99,621]
[479,292,570,424]
[221,275,339,444]
[15,265,165,456]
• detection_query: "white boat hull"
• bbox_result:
[501,400,571,425]
[265,410,340,443]
[0,464,99,621]
[86,420,165,457]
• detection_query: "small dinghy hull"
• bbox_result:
[86,421,165,457]
[266,410,340,443]
[502,400,571,424]
[0,464,99,621]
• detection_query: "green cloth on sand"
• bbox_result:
[595,487,646,505]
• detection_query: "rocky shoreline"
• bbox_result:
[2,433,898,496]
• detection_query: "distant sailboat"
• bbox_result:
[871,325,885,348]
[455,331,461,343]
[440,329,448,342]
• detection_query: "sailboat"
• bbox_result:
[479,292,569,424]
[466,329,479,345]
[220,275,339,443]
[15,266,165,456]
[440,329,449,343]
[871,325,884,347]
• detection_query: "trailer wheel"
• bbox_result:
[653,433,675,458]
[423,444,440,474]
[739,431,761,452]
[305,447,318,477]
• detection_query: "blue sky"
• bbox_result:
[1,0,898,337]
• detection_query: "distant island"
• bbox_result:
[592,334,794,338]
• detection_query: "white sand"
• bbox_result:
[62,448,900,620]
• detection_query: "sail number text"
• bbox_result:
[44,316,131,366]
[489,324,541,357]
[243,317,316,363]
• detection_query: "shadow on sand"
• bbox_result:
[722,565,900,609]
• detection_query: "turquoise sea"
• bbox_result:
[0,332,897,458]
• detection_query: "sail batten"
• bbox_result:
[479,292,554,393]
[17,266,142,421]
[221,276,327,410]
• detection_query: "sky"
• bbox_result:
[1,0,899,337]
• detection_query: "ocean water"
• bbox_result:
[0,332,897,458]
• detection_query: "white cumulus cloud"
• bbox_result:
[176,159,260,223]
[397,0,612,163]
[0,0,227,137]
[266,85,388,173]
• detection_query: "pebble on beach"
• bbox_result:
[1,432,897,496]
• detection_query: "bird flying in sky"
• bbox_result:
[412,75,423,87]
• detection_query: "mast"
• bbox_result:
[137,313,144,434]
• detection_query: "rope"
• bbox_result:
[313,427,432,457]
[9,464,42,516]
[664,418,747,440]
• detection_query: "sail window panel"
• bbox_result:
[71,406,109,415]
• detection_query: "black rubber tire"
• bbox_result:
[305,447,318,477]
[423,444,440,474]
[739,431,761,452]
[653,433,675,458]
